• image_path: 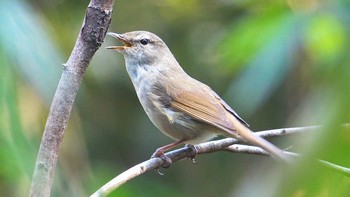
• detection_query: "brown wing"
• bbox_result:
[159,74,249,135]
[212,92,250,127]
[170,87,237,133]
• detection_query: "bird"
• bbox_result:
[106,31,288,164]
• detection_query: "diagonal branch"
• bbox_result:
[224,144,350,177]
[29,1,114,196]
[91,125,350,197]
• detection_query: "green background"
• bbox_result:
[1,0,350,196]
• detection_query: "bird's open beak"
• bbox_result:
[106,32,132,50]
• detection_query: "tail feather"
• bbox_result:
[227,115,289,162]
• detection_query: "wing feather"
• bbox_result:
[212,92,250,127]
[170,90,236,133]
[161,76,249,135]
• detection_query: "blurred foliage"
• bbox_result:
[1,0,350,196]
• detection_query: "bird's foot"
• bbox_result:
[151,149,172,170]
[185,144,198,164]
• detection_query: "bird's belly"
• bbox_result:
[134,76,217,144]
[141,98,218,144]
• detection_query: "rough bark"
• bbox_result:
[29,1,114,196]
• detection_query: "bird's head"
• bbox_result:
[107,31,171,64]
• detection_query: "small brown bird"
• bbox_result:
[107,31,288,163]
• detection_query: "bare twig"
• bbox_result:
[29,1,114,196]
[224,145,350,177]
[91,125,350,197]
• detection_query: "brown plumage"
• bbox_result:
[107,31,288,162]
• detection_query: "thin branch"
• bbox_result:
[318,160,350,177]
[224,145,350,177]
[29,1,114,196]
[91,125,350,197]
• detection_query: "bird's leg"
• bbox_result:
[185,144,198,164]
[151,139,186,169]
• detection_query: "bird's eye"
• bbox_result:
[140,39,149,45]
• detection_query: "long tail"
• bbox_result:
[228,115,290,162]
